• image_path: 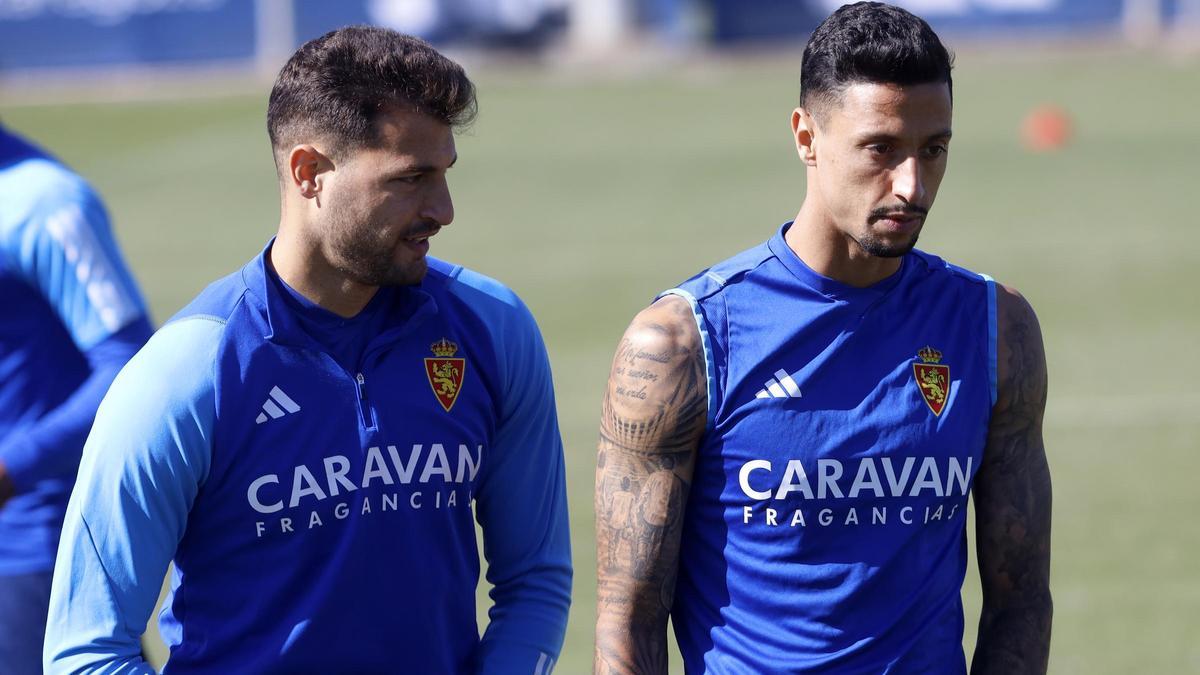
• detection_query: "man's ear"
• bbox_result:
[286,144,334,199]
[791,107,818,167]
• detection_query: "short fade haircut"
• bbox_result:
[800,2,953,115]
[267,26,476,167]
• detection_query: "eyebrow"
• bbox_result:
[394,153,459,175]
[858,130,953,144]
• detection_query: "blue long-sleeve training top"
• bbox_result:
[0,126,151,576]
[46,243,571,674]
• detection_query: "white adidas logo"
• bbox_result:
[755,369,803,399]
[255,386,301,424]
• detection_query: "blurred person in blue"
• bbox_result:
[0,122,152,673]
[45,26,571,674]
[595,3,1052,673]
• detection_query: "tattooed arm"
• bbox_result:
[595,295,708,675]
[971,285,1053,674]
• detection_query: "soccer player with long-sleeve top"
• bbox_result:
[0,125,152,673]
[45,27,570,674]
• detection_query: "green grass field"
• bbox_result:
[5,47,1199,672]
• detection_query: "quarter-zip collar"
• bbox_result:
[240,238,438,350]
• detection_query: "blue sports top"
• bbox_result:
[46,243,571,674]
[0,127,151,575]
[664,223,996,674]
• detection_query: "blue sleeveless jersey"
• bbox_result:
[664,223,997,674]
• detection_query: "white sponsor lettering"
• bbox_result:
[362,446,394,487]
[909,457,944,497]
[391,445,421,483]
[882,457,916,497]
[817,459,844,499]
[946,457,972,496]
[290,465,327,507]
[420,444,453,483]
[739,498,969,529]
[248,474,283,514]
[739,460,773,500]
[246,442,483,539]
[324,456,357,497]
[775,460,813,500]
[739,455,974,502]
[849,459,885,499]
[249,443,483,512]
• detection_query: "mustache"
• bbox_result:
[405,220,442,238]
[869,204,928,219]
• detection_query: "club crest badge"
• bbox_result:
[424,338,466,412]
[912,345,950,417]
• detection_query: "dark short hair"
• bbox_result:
[800,2,953,113]
[267,26,476,164]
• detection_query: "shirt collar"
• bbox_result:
[768,221,910,302]
[240,238,438,347]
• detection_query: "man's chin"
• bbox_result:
[343,258,427,287]
[382,259,428,286]
[856,236,918,259]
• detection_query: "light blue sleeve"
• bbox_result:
[451,270,572,675]
[7,174,148,350]
[44,317,219,675]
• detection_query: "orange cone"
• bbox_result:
[1021,104,1072,152]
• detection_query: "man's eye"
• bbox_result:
[867,144,891,155]
[923,145,948,158]
[394,175,421,184]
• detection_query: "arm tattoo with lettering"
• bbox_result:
[595,296,707,675]
[971,286,1053,674]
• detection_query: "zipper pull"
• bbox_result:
[355,372,373,428]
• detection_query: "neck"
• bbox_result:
[788,200,904,288]
[271,219,378,318]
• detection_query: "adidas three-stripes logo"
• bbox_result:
[255,386,301,424]
[755,369,803,399]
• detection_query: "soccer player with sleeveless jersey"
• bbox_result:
[0,124,152,673]
[595,3,1052,673]
[45,28,570,673]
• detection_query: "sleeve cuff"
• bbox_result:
[475,641,559,675]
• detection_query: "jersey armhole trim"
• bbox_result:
[659,288,715,432]
[980,273,998,406]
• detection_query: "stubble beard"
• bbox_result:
[853,206,928,258]
[851,229,921,259]
[328,212,427,288]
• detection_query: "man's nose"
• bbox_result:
[891,156,925,205]
[423,176,454,227]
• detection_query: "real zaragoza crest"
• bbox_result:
[424,338,466,412]
[912,345,949,417]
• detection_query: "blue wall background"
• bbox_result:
[0,0,1190,70]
